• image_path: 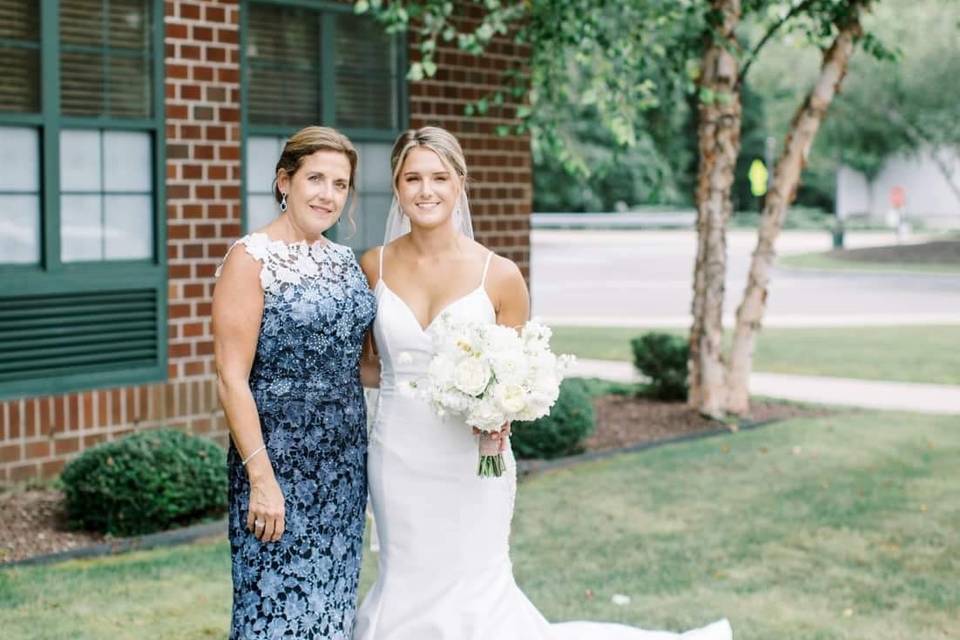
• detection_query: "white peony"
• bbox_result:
[452,357,491,396]
[489,350,529,386]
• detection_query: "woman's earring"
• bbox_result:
[280,192,287,213]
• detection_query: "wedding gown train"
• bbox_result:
[355,249,732,640]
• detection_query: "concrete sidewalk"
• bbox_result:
[571,358,960,415]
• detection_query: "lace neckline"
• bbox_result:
[248,231,334,252]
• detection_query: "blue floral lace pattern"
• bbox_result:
[222,233,376,639]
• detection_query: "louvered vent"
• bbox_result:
[0,289,160,384]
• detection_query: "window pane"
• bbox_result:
[108,54,151,118]
[104,194,151,259]
[0,126,39,191]
[0,0,41,113]
[61,51,105,116]
[61,194,103,262]
[104,130,151,191]
[60,0,152,118]
[357,142,393,193]
[60,0,104,47]
[335,13,397,130]
[107,0,150,50]
[247,195,278,232]
[60,129,102,192]
[247,4,320,126]
[246,136,283,195]
[0,0,39,40]
[0,195,40,264]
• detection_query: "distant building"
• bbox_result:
[0,0,532,480]
[836,148,960,229]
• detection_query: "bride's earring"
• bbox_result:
[280,192,287,213]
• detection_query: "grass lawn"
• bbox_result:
[2,411,957,639]
[778,251,960,274]
[551,325,960,385]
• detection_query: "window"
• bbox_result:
[242,1,406,251]
[0,0,166,399]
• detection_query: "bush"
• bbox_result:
[61,428,227,536]
[511,378,596,460]
[631,332,689,401]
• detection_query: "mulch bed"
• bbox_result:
[583,394,831,453]
[0,395,831,565]
[1,488,106,565]
[824,239,960,265]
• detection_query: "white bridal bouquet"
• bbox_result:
[418,314,575,477]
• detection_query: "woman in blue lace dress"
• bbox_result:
[213,126,376,639]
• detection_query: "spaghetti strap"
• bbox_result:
[480,251,494,287]
[378,246,385,281]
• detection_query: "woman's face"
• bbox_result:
[277,150,352,238]
[396,147,462,232]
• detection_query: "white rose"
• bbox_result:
[453,357,492,396]
[493,383,527,415]
[467,398,505,431]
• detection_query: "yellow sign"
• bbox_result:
[749,159,768,197]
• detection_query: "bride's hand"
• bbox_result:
[247,471,286,543]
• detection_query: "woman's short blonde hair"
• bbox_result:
[390,126,468,191]
[273,126,359,234]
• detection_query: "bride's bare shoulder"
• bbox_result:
[359,245,383,286]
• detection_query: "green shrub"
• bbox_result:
[61,428,227,536]
[631,332,689,401]
[512,378,596,460]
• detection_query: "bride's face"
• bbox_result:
[396,147,462,231]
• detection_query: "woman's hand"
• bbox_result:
[246,470,285,543]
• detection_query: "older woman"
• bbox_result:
[213,126,375,639]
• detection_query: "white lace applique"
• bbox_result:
[216,232,339,294]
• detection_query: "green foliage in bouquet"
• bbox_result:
[61,428,227,536]
[511,378,595,460]
[631,332,689,401]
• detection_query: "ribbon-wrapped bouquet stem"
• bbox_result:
[417,315,574,477]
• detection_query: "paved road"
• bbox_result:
[530,229,960,327]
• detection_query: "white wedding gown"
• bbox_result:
[355,249,732,640]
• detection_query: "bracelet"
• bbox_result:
[241,444,267,466]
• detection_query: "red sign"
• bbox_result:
[890,185,906,209]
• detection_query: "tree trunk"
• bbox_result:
[725,10,866,415]
[689,0,742,418]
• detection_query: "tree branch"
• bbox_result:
[739,0,818,84]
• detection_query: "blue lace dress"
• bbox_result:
[219,233,376,639]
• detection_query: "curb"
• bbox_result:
[2,518,227,569]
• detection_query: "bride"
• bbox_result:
[355,126,732,640]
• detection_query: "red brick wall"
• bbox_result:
[0,0,531,481]
[408,9,532,277]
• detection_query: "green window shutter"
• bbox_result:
[60,0,152,118]
[0,0,41,113]
[246,4,321,127]
[0,288,164,397]
[334,13,398,131]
